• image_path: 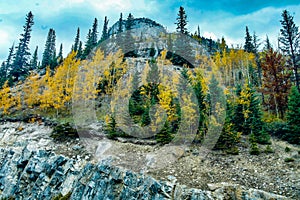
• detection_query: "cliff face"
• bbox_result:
[0,145,288,200]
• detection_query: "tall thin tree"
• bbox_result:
[279,10,300,91]
[11,11,34,82]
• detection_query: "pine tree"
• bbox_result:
[101,16,109,41]
[82,29,92,59]
[244,26,254,53]
[5,44,15,74]
[123,13,135,57]
[279,10,300,91]
[57,43,63,64]
[73,27,80,52]
[91,18,98,46]
[219,37,227,53]
[118,13,123,33]
[11,11,34,82]
[30,46,38,70]
[42,28,56,70]
[286,86,300,144]
[264,35,272,51]
[77,41,82,59]
[176,6,188,34]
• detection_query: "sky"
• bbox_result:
[0,0,300,63]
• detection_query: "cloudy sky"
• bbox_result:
[0,0,300,63]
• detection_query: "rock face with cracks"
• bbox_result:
[0,147,289,200]
[0,122,293,199]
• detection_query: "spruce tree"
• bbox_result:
[264,35,272,51]
[123,13,135,57]
[118,13,123,33]
[101,16,109,41]
[286,86,300,144]
[41,28,56,70]
[77,41,82,59]
[82,29,93,59]
[73,27,80,52]
[176,6,188,34]
[57,44,63,64]
[244,26,254,53]
[279,10,300,91]
[91,18,98,46]
[2,44,15,83]
[11,11,34,82]
[30,46,38,70]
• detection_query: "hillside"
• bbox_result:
[0,5,299,200]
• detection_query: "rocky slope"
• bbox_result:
[0,121,298,199]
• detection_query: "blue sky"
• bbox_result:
[0,0,300,62]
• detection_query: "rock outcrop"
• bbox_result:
[0,146,288,200]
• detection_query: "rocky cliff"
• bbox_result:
[0,146,289,200]
[0,122,292,199]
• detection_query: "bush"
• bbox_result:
[284,157,295,162]
[264,121,288,139]
[285,146,291,152]
[264,145,274,154]
[225,146,239,155]
[50,122,79,141]
[250,142,260,155]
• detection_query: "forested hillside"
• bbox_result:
[0,7,299,152]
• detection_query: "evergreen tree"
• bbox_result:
[41,28,56,70]
[244,26,254,53]
[30,46,38,70]
[118,13,123,33]
[279,10,300,91]
[176,6,188,34]
[77,41,82,58]
[57,43,63,64]
[73,27,80,52]
[197,25,201,38]
[91,18,98,46]
[11,11,34,82]
[286,86,300,144]
[123,13,135,57]
[220,37,227,53]
[264,35,272,51]
[82,29,92,59]
[101,16,109,41]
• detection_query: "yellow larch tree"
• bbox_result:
[0,81,15,114]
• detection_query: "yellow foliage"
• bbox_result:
[0,81,15,114]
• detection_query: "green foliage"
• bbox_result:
[284,157,295,162]
[11,11,34,82]
[105,116,129,139]
[285,146,291,152]
[225,146,239,155]
[244,26,254,53]
[249,133,260,155]
[250,142,260,155]
[50,122,79,141]
[264,145,274,154]
[155,121,174,144]
[286,86,300,144]
[41,28,57,71]
[176,6,188,34]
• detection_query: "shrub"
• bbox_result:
[284,157,295,162]
[264,145,274,154]
[250,142,260,155]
